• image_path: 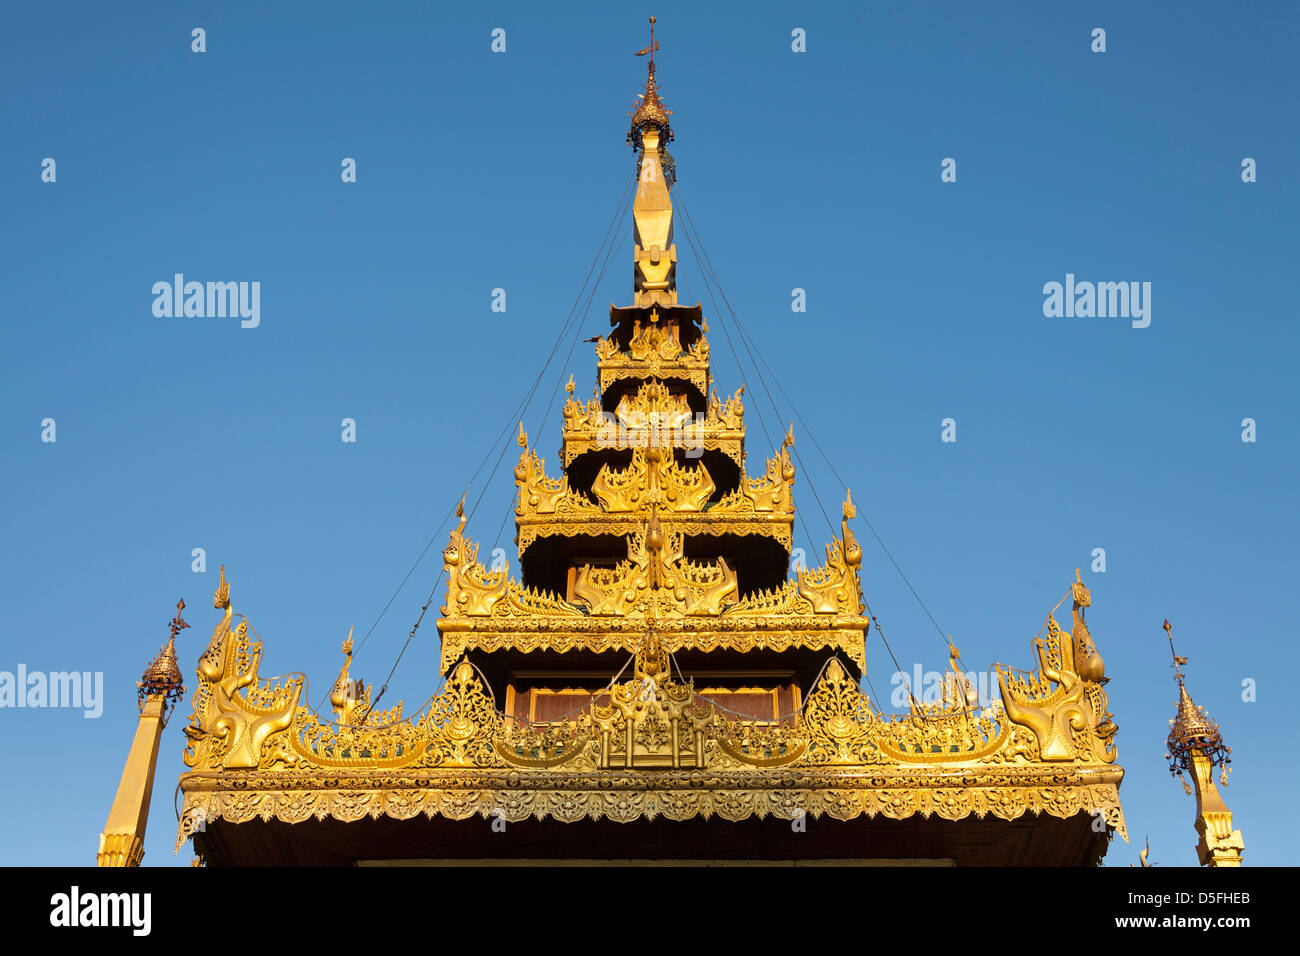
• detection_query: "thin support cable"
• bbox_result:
[354,173,637,721]
[490,181,636,557]
[674,184,957,665]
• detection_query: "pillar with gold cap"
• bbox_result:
[96,600,189,866]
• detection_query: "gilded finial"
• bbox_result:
[840,490,862,572]
[1163,621,1231,786]
[213,564,229,610]
[138,598,188,715]
[1162,620,1244,865]
[628,16,673,137]
[1164,619,1187,679]
[452,492,468,538]
[635,17,658,66]
[1072,567,1090,609]
[331,627,364,721]
[1135,838,1156,868]
[169,598,190,641]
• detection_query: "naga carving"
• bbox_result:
[183,566,302,771]
[441,498,584,620]
[996,571,1117,763]
[794,491,864,615]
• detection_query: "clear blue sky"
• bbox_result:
[1,1,1295,866]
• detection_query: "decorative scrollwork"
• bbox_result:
[178,570,1126,852]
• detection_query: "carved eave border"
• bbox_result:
[609,301,704,326]
[516,512,794,554]
[599,363,709,397]
[182,571,1125,860]
[436,621,869,674]
[177,765,1126,850]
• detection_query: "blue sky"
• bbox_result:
[1,0,1296,866]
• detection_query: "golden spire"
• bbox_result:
[628,16,677,307]
[98,599,190,867]
[1162,620,1244,867]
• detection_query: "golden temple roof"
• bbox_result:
[175,566,1124,855]
[167,22,1127,865]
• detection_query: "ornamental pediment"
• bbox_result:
[561,380,745,457]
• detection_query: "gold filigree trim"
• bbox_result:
[178,775,1126,850]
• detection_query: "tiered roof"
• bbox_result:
[173,26,1126,864]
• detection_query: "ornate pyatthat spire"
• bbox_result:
[1163,620,1244,867]
[628,16,677,307]
[98,599,190,867]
